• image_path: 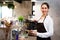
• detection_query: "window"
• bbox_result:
[0,5,13,18]
[0,6,2,18]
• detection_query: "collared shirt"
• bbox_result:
[30,15,54,38]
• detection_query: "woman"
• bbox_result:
[29,2,54,40]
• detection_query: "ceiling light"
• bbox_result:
[3,1,6,4]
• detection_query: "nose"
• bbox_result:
[43,8,46,11]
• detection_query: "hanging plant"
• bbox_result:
[8,3,14,9]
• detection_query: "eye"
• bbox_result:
[45,7,47,9]
[41,7,44,9]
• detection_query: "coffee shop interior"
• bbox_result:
[0,0,33,40]
[0,0,60,40]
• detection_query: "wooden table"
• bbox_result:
[0,28,6,40]
[0,27,11,40]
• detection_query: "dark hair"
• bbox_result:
[41,2,49,9]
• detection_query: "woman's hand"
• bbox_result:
[29,30,37,36]
[31,20,37,22]
[19,37,26,40]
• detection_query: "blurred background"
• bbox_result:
[0,0,60,40]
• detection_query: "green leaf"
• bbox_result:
[18,16,24,22]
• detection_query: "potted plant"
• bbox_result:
[8,3,14,9]
[18,16,24,28]
[18,16,24,22]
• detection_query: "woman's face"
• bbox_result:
[41,4,49,15]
